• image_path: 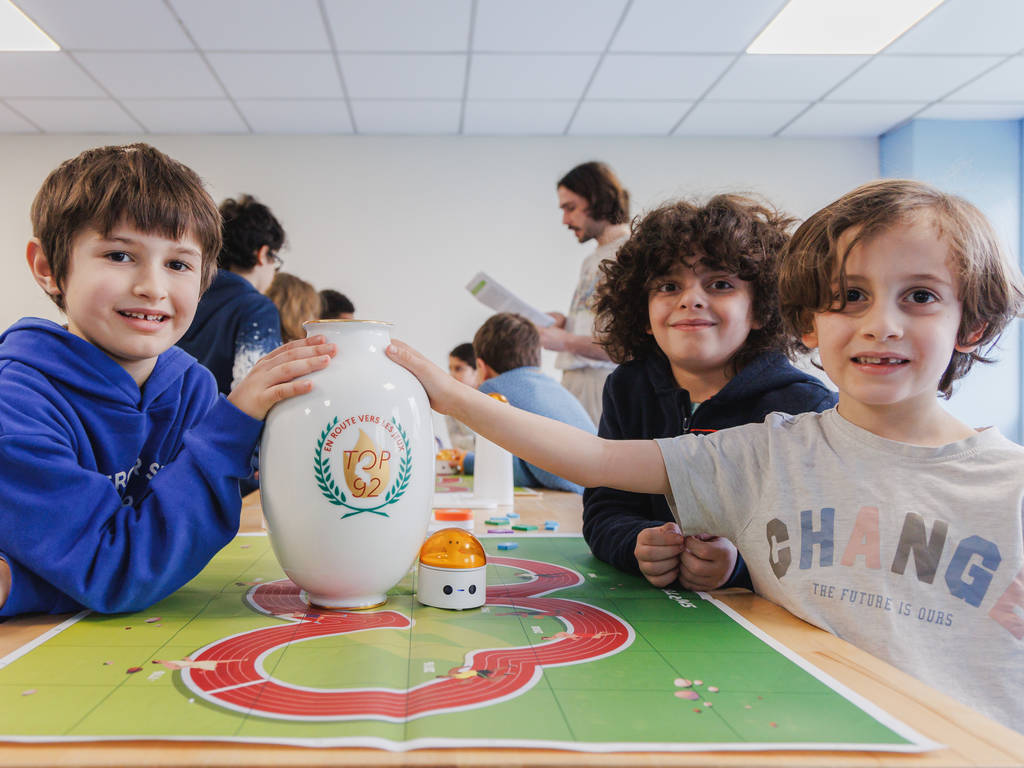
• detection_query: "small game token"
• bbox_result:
[505,511,519,518]
[485,517,510,526]
[435,508,473,522]
[488,528,515,534]
[497,542,518,550]
[511,524,537,531]
[544,521,559,530]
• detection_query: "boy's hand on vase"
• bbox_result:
[0,557,10,610]
[677,534,738,591]
[386,340,462,415]
[228,336,336,421]
[635,522,686,588]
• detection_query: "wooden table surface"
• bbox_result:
[2,489,1023,767]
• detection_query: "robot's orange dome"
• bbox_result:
[419,528,487,569]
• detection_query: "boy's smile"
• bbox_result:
[801,216,981,443]
[56,223,203,386]
[647,260,758,400]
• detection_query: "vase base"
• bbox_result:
[305,593,387,611]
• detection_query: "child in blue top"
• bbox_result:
[0,144,335,616]
[462,313,596,492]
[586,196,836,590]
[386,179,1024,732]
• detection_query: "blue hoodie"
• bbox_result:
[0,318,263,616]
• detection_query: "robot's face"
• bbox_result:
[418,528,488,610]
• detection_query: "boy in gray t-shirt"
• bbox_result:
[387,179,1024,733]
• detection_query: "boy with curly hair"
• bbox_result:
[586,195,835,589]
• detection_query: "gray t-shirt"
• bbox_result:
[657,408,1024,733]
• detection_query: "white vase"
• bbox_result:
[259,320,434,609]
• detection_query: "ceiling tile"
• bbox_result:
[467,54,596,99]
[207,53,342,99]
[6,98,141,132]
[350,100,461,134]
[945,57,1024,102]
[827,56,1003,102]
[569,100,688,135]
[340,54,465,99]
[611,0,785,52]
[674,100,808,136]
[0,102,38,132]
[237,99,354,133]
[886,0,1024,55]
[0,52,105,98]
[122,99,247,133]
[474,0,626,52]
[463,100,575,134]
[708,55,869,100]
[324,0,471,51]
[780,102,923,137]
[919,102,1024,120]
[589,54,733,99]
[14,0,192,50]
[169,0,329,51]
[75,52,223,99]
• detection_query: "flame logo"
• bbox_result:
[342,429,391,498]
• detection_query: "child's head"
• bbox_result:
[596,195,796,375]
[319,288,355,319]
[30,143,222,310]
[448,342,478,387]
[780,179,1024,398]
[266,272,322,343]
[218,194,285,272]
[472,313,541,378]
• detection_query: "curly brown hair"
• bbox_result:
[595,195,797,372]
[780,178,1024,398]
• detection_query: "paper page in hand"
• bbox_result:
[465,272,555,327]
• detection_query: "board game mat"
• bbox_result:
[0,534,938,753]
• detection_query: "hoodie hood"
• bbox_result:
[0,318,196,410]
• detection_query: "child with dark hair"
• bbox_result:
[464,313,595,492]
[585,195,836,590]
[319,289,355,320]
[0,144,334,616]
[178,194,285,395]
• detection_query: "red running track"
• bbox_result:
[182,557,632,721]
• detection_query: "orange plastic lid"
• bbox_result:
[419,529,487,569]
[434,508,473,521]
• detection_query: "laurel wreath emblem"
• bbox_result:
[313,416,412,518]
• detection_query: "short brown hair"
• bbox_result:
[473,313,541,373]
[557,161,630,225]
[266,272,322,343]
[596,194,797,370]
[780,178,1024,398]
[30,143,222,309]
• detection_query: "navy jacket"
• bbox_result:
[583,351,837,584]
[178,270,281,396]
[0,319,262,615]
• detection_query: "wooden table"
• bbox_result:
[2,489,1023,767]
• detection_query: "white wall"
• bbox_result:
[0,134,877,372]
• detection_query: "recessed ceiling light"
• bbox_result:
[748,0,943,55]
[0,1,59,51]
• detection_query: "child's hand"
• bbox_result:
[386,339,462,415]
[0,557,10,609]
[228,336,336,421]
[634,522,686,588]
[677,534,738,591]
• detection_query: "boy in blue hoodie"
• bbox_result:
[0,144,335,616]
